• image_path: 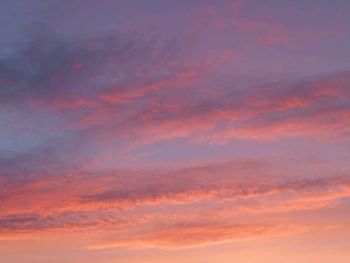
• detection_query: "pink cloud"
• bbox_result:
[1,158,349,245]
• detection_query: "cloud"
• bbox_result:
[101,71,350,145]
[0,29,197,107]
[1,158,349,244]
[1,31,350,244]
[2,23,349,157]
[197,1,346,48]
[0,211,127,236]
[1,9,350,252]
[89,223,303,249]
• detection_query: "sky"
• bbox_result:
[0,0,350,262]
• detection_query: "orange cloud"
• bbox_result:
[1,158,349,243]
[89,223,303,249]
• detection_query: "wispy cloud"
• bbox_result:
[1,1,350,259]
[1,158,349,247]
[89,223,304,249]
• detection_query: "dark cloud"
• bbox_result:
[0,211,126,233]
[0,25,195,107]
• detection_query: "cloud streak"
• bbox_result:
[1,158,349,248]
[2,25,350,157]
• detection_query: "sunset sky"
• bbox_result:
[1,1,350,262]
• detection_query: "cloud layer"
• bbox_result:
[1,1,350,261]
